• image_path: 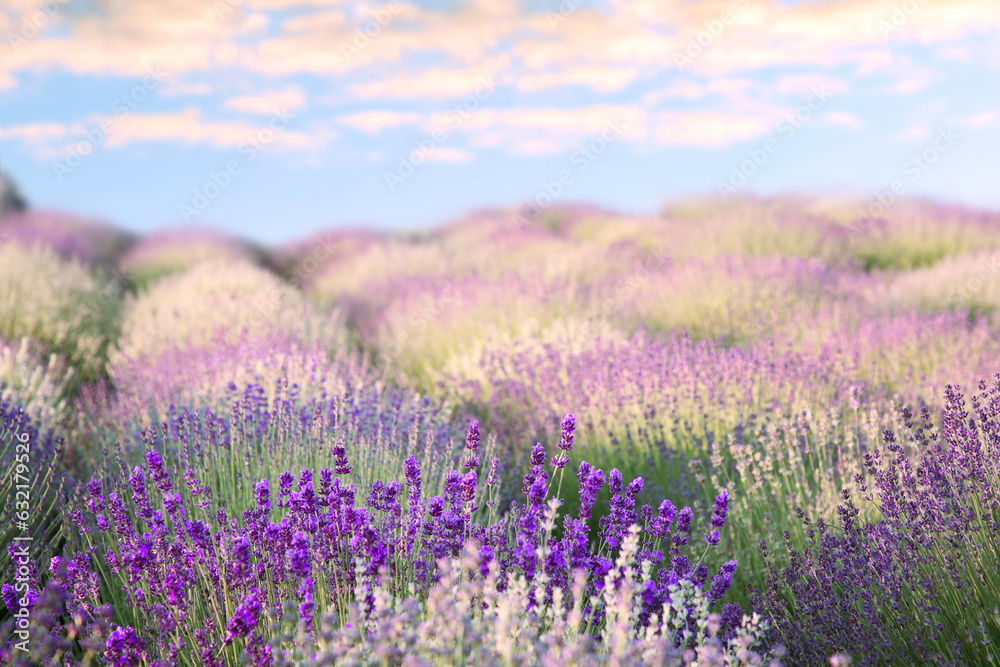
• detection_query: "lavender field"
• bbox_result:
[2,197,1000,666]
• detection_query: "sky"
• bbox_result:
[1,0,999,244]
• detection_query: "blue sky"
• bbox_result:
[1,0,998,243]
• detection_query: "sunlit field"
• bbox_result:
[2,196,999,665]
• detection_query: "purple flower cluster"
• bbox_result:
[463,419,481,470]
[704,489,729,546]
[550,412,575,469]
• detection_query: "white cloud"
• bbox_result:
[225,85,306,114]
[897,124,930,141]
[421,146,473,162]
[337,111,422,133]
[653,111,771,146]
[821,111,866,129]
[517,66,639,93]
[2,109,336,158]
[959,111,998,127]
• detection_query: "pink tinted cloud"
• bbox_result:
[337,111,422,133]
[225,85,307,114]
[0,122,69,145]
[653,111,772,146]
[97,109,333,151]
[517,66,639,93]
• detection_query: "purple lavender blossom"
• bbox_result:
[486,456,500,486]
[145,449,172,493]
[463,419,481,470]
[707,560,738,605]
[599,472,642,548]
[530,443,545,466]
[225,591,263,643]
[559,413,576,451]
[332,440,353,475]
[460,471,477,504]
[648,499,676,539]
[672,506,693,549]
[710,489,730,529]
[578,467,605,521]
[288,531,311,578]
[254,478,271,513]
[105,625,145,666]
[404,456,421,488]
[279,471,294,499]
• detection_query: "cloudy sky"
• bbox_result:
[1,0,998,242]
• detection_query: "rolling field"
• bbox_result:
[2,196,1000,666]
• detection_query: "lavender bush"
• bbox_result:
[112,259,341,365]
[445,327,897,607]
[0,210,134,267]
[0,241,122,385]
[815,310,1000,405]
[90,379,476,512]
[369,272,586,392]
[101,259,356,433]
[879,248,1000,317]
[120,228,260,291]
[753,378,1000,664]
[92,333,373,433]
[841,200,1000,272]
[1,338,73,432]
[617,255,841,345]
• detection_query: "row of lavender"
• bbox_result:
[4,202,1000,430]
[3,198,1000,664]
[4,379,1000,665]
[3,394,782,665]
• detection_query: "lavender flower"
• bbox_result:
[460,470,478,505]
[288,531,311,578]
[707,560,738,605]
[254,478,271,513]
[464,419,481,470]
[105,625,145,666]
[333,440,352,475]
[559,413,576,451]
[710,489,729,529]
[486,456,500,486]
[225,591,262,643]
